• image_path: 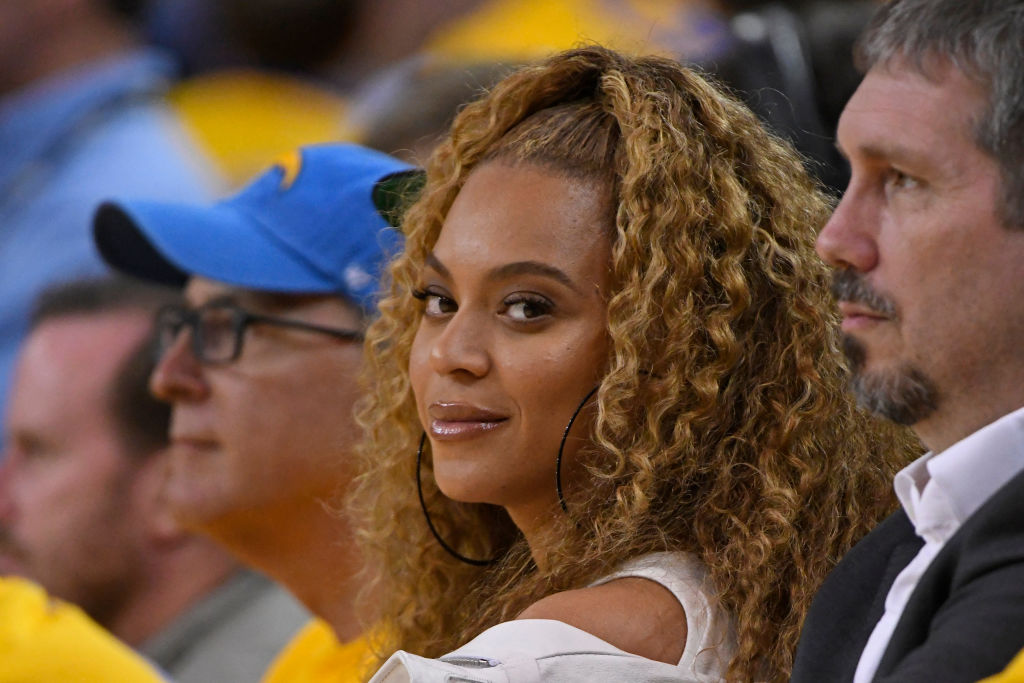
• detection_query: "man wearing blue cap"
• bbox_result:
[93,143,420,682]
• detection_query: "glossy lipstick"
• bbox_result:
[427,402,508,440]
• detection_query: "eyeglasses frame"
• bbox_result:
[155,301,364,365]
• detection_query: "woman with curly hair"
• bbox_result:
[352,45,918,682]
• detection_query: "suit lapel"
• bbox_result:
[874,468,1024,679]
[791,510,923,682]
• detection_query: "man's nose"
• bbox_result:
[816,186,880,273]
[149,330,209,402]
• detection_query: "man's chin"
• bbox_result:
[850,364,939,426]
[0,552,28,577]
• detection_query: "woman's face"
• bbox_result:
[409,161,613,538]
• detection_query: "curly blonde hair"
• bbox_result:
[351,46,919,682]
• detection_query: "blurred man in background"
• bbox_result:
[0,0,219,444]
[0,277,306,682]
[94,143,418,682]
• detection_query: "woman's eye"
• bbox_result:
[413,288,457,316]
[504,295,553,322]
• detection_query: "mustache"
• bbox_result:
[830,269,898,318]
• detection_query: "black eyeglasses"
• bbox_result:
[155,302,364,365]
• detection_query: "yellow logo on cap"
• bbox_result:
[274,150,303,190]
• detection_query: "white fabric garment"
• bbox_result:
[853,403,1024,683]
[589,552,735,678]
[368,551,735,683]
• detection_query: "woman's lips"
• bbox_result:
[427,403,509,440]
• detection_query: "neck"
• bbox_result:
[914,387,1024,455]
[105,538,238,646]
[207,499,364,642]
[507,502,564,572]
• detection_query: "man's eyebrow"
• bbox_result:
[188,293,239,308]
[423,253,582,295]
[844,140,932,169]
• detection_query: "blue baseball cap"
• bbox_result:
[93,143,422,311]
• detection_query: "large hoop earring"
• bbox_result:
[555,386,600,514]
[416,433,499,567]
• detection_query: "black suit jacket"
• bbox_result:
[792,467,1024,682]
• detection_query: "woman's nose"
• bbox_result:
[428,310,492,379]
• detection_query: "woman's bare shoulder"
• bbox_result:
[515,576,686,665]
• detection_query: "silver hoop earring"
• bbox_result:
[555,386,600,514]
[416,432,499,566]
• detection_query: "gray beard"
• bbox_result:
[843,334,939,425]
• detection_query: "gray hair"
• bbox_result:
[855,0,1024,228]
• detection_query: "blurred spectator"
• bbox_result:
[349,0,872,191]
[0,0,220,446]
[420,0,732,63]
[0,277,307,682]
[143,0,364,188]
[144,0,359,75]
[93,144,419,682]
[167,71,355,187]
[711,0,876,193]
[140,0,871,192]
[354,58,515,164]
[347,0,733,163]
[0,577,163,682]
[143,0,482,85]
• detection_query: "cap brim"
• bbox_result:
[94,200,341,293]
[373,169,426,230]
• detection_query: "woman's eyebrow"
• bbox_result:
[424,252,451,279]
[487,261,581,294]
[425,254,580,294]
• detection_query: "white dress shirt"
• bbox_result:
[853,404,1024,683]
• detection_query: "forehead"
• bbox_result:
[9,314,149,421]
[838,61,987,167]
[184,277,344,312]
[182,278,366,334]
[434,162,612,273]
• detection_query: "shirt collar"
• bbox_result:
[895,403,1024,543]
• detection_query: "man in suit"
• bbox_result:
[790,1,1024,681]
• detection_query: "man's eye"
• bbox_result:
[14,439,52,462]
[885,168,919,193]
[199,310,236,345]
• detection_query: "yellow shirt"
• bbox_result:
[424,0,728,64]
[261,619,374,683]
[981,648,1024,683]
[0,577,165,682]
[168,71,356,188]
